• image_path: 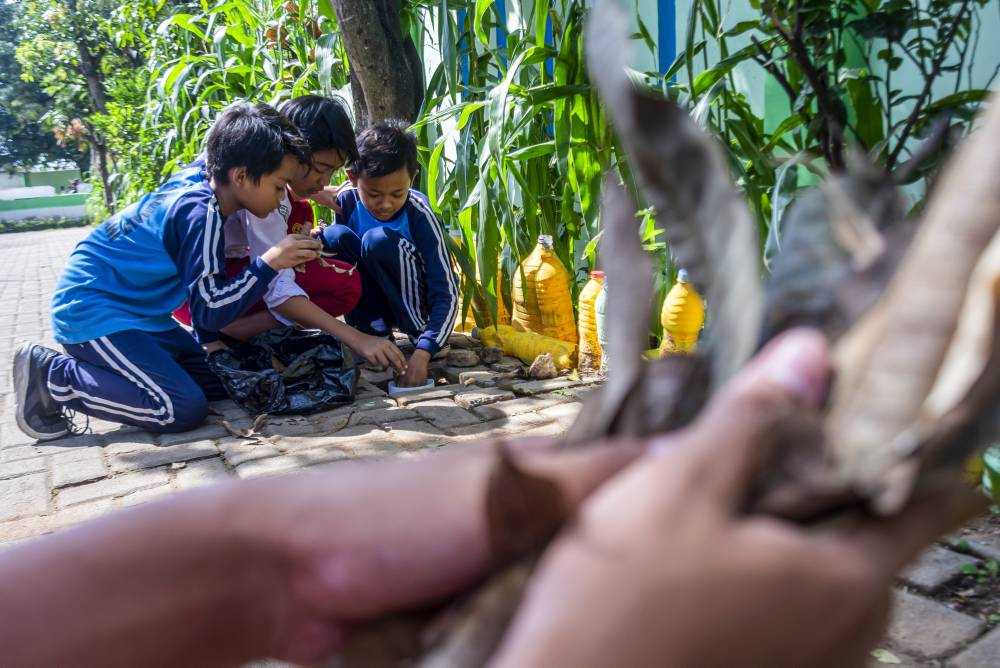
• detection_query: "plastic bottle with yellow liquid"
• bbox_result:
[512,235,577,344]
[659,269,705,355]
[577,270,605,371]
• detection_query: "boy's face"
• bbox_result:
[289,148,346,199]
[232,155,302,218]
[350,167,413,221]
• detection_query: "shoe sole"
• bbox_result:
[13,344,68,442]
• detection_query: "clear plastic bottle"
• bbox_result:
[577,270,605,371]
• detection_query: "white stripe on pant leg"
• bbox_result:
[408,195,459,346]
[404,247,427,329]
[96,337,176,421]
[48,385,175,425]
[48,383,169,416]
[87,340,168,415]
[407,252,427,329]
[400,239,426,329]
[397,240,422,331]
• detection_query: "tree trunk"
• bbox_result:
[331,0,424,128]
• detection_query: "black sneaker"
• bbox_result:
[13,344,72,441]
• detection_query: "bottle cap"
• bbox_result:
[591,270,605,279]
[677,268,690,282]
[538,234,554,248]
[449,229,463,240]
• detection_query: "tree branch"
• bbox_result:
[887,0,972,170]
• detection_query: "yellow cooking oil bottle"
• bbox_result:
[512,235,577,344]
[659,269,705,355]
[476,324,577,370]
[577,270,605,371]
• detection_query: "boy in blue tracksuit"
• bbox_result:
[13,102,321,440]
[319,121,458,388]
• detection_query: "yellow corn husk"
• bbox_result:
[577,271,605,371]
[512,235,577,344]
[660,269,705,355]
[477,324,577,370]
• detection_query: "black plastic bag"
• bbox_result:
[207,327,358,415]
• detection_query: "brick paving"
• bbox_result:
[0,228,998,665]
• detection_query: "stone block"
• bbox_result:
[278,425,381,451]
[394,388,458,407]
[0,456,46,481]
[102,432,157,457]
[539,401,583,427]
[111,439,217,473]
[412,400,481,430]
[884,591,985,658]
[263,416,317,438]
[948,626,1000,667]
[511,378,587,397]
[117,484,175,508]
[472,395,566,421]
[0,473,49,522]
[457,369,496,386]
[348,407,419,426]
[208,400,246,419]
[454,387,515,409]
[380,419,447,449]
[51,448,108,487]
[175,457,230,489]
[157,422,229,446]
[218,437,282,467]
[900,546,979,590]
[449,413,553,441]
[447,349,480,368]
[58,468,170,508]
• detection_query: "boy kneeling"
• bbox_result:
[320,121,459,387]
[13,103,319,440]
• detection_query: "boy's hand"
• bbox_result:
[398,349,431,387]
[262,234,321,271]
[354,333,407,374]
[308,182,351,214]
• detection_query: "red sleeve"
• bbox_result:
[286,196,315,236]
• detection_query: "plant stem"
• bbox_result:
[887,0,972,170]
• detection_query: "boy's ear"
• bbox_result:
[347,170,358,187]
[229,166,248,187]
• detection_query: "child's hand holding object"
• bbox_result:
[262,234,322,270]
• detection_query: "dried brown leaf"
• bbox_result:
[829,94,1000,503]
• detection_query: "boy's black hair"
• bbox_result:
[205,102,310,184]
[351,120,419,179]
[280,95,358,165]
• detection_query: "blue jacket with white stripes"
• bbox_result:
[51,161,276,345]
[334,187,459,356]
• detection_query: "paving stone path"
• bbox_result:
[0,228,998,666]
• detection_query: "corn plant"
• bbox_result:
[409,1,644,327]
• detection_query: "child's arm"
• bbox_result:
[167,195,315,342]
[408,194,460,356]
[273,296,406,372]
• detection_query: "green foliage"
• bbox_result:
[666,0,996,248]
[145,0,352,177]
[0,2,87,171]
[0,216,89,235]
[411,1,638,326]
